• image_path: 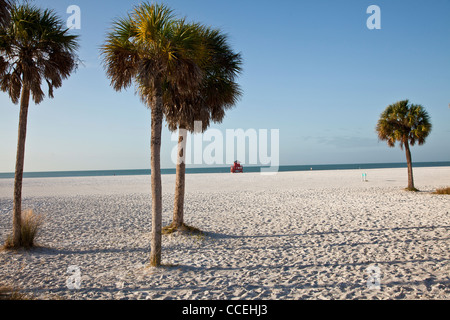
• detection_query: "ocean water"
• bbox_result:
[0,162,449,179]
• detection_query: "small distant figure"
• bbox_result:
[362,173,368,182]
[230,160,243,173]
[310,167,312,171]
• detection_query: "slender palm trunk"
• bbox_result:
[172,126,187,229]
[404,140,415,190]
[149,80,163,267]
[12,86,31,247]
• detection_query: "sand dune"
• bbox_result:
[0,167,449,299]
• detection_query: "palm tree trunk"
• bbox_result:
[404,140,415,190]
[172,126,187,229]
[12,85,31,247]
[149,80,163,267]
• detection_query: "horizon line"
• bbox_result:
[1,161,449,177]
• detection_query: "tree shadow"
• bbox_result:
[26,245,150,256]
[206,225,450,241]
[171,256,450,274]
[18,256,449,299]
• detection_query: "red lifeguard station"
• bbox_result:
[230,160,243,173]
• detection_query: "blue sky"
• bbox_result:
[1,0,449,172]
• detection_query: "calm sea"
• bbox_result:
[0,162,449,179]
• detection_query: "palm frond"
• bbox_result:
[0,0,12,27]
[162,24,242,133]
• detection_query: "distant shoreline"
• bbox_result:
[0,161,449,179]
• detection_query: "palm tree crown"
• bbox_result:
[163,26,242,132]
[0,3,79,104]
[101,3,205,103]
[376,99,432,149]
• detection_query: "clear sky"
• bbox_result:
[1,0,449,172]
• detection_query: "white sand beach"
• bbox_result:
[0,167,449,300]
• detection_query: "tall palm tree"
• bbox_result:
[376,100,432,191]
[163,27,242,231]
[101,2,205,266]
[0,3,79,247]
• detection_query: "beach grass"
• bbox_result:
[0,285,29,300]
[162,223,203,236]
[0,284,64,300]
[433,187,450,194]
[3,209,44,250]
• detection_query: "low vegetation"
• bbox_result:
[162,223,203,236]
[433,187,450,195]
[4,209,44,249]
[0,285,29,300]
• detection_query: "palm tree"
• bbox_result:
[163,27,242,231]
[376,100,432,191]
[101,2,205,266]
[0,3,79,247]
